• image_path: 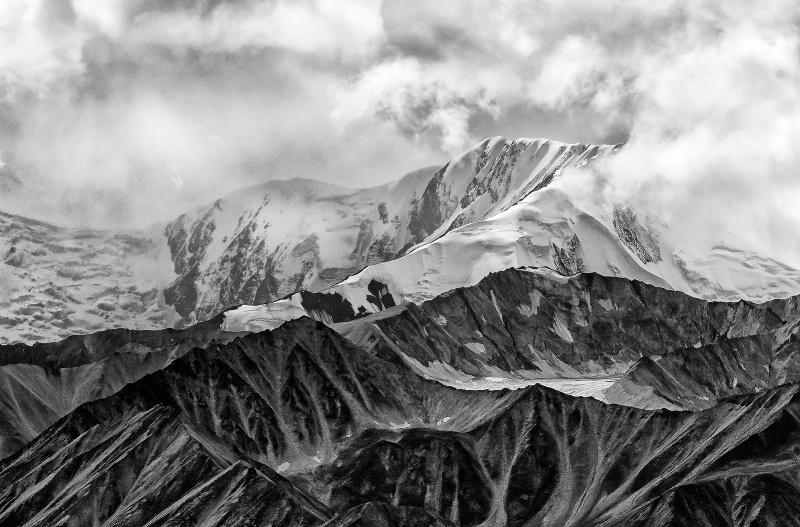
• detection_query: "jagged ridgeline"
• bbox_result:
[0,137,619,344]
[4,268,800,525]
[5,135,800,349]
[5,134,800,526]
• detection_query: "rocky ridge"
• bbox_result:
[4,310,800,526]
[4,267,800,463]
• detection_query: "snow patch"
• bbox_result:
[465,342,487,354]
[399,352,619,401]
[551,312,574,343]
[490,290,504,322]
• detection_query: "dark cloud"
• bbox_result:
[381,17,481,63]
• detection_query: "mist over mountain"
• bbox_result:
[1,131,800,525]
[2,2,800,526]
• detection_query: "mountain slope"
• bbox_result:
[0,314,238,459]
[224,183,800,335]
[0,136,613,344]
[0,314,519,464]
[6,133,798,345]
[5,310,800,526]
[4,267,800,463]
[162,137,611,326]
[327,268,800,409]
[0,404,332,526]
[328,383,800,526]
[0,211,177,344]
[604,326,800,411]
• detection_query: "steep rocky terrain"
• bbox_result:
[0,313,240,459]
[353,268,800,379]
[5,135,800,346]
[4,267,800,462]
[604,324,800,410]
[5,133,800,525]
[0,312,517,463]
[329,383,800,526]
[0,316,518,525]
[4,314,800,526]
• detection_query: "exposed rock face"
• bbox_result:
[0,313,238,459]
[322,502,457,527]
[5,309,800,526]
[605,327,800,410]
[0,316,519,525]
[5,267,800,463]
[340,269,800,380]
[7,135,800,525]
[0,404,331,526]
[325,384,800,527]
[225,183,800,335]
[0,312,231,369]
[0,315,517,462]
[613,205,662,264]
[6,135,800,347]
[328,429,493,525]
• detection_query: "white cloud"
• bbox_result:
[526,36,607,108]
[129,0,384,58]
[331,57,503,154]
[329,0,800,265]
[0,0,84,91]
[0,0,799,273]
[72,0,130,37]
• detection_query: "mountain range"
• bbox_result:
[2,135,800,526]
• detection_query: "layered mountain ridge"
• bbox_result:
[4,133,800,526]
[4,306,800,526]
[5,134,800,346]
[3,267,800,461]
[0,136,617,344]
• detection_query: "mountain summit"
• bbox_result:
[0,136,615,343]
[3,135,800,526]
[2,135,799,347]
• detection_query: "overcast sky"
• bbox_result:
[1,0,799,266]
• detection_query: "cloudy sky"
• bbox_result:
[1,0,800,265]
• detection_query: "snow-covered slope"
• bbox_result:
[161,137,610,326]
[223,149,800,333]
[0,213,178,344]
[0,135,608,343]
[4,134,800,344]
